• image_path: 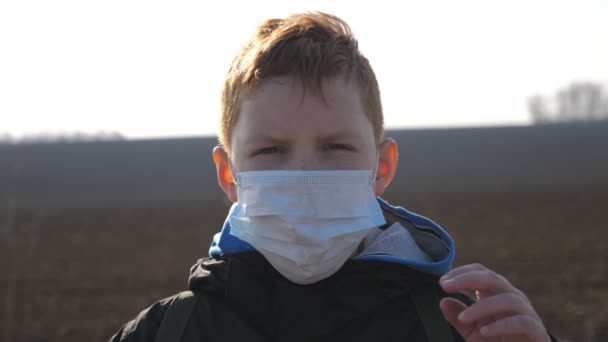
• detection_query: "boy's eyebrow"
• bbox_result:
[318,128,365,142]
[244,128,365,145]
[321,130,361,140]
[244,134,290,146]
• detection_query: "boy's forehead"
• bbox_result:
[234,76,375,144]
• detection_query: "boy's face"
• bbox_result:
[213,75,398,203]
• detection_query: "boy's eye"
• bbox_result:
[324,143,354,151]
[253,146,285,155]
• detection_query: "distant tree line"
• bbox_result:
[0,131,125,144]
[528,82,608,124]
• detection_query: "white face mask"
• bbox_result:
[228,168,386,284]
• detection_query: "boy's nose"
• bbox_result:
[288,151,322,170]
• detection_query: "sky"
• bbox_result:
[1,0,607,140]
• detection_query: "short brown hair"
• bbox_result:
[219,12,383,152]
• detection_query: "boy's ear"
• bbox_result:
[212,146,238,203]
[374,138,398,196]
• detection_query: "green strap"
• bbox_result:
[411,286,454,342]
[154,291,199,342]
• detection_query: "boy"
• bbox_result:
[110,12,554,342]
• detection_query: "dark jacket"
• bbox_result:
[110,252,472,342]
[109,199,557,341]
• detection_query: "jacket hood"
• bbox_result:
[208,198,454,276]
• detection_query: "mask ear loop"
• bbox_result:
[371,151,380,185]
[228,159,239,185]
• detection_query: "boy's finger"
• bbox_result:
[457,292,532,324]
[439,298,476,339]
[441,263,487,281]
[479,314,549,340]
[440,269,516,294]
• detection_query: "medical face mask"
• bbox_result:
[228,165,386,284]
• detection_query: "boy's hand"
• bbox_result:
[439,263,551,342]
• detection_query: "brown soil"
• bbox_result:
[1,184,606,342]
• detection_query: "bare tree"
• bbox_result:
[528,82,608,124]
[528,95,549,123]
[2,131,125,144]
[0,133,13,144]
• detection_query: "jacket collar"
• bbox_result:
[208,198,454,276]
